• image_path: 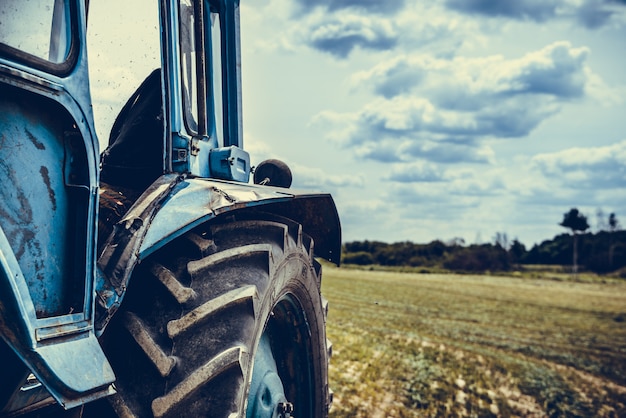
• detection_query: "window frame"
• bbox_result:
[0,0,80,76]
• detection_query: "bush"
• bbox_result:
[342,251,375,265]
[443,244,510,272]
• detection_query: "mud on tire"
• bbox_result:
[91,213,331,418]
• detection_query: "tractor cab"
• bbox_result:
[0,1,339,416]
[90,0,250,189]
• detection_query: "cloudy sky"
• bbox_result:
[237,0,626,247]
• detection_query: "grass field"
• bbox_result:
[321,265,626,417]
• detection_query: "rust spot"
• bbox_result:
[0,159,33,223]
[39,166,57,211]
[13,229,33,260]
[24,128,46,150]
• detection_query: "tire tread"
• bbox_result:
[122,312,176,378]
[98,216,329,418]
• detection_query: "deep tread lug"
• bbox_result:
[107,393,138,418]
[187,244,272,277]
[151,346,247,418]
[183,232,217,257]
[101,216,330,417]
[122,312,176,378]
[167,285,258,339]
[148,261,197,304]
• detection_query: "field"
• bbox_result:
[321,266,626,417]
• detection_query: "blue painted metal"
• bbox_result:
[95,174,187,332]
[162,0,187,174]
[1,0,342,414]
[247,334,288,418]
[219,0,244,149]
[163,0,249,181]
[137,178,292,258]
[136,179,342,262]
[95,174,341,334]
[209,145,250,182]
[0,0,115,411]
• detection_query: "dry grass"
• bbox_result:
[321,266,626,417]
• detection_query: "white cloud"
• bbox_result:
[306,14,398,58]
[250,0,482,59]
[239,0,626,246]
[353,42,593,101]
[316,96,480,141]
[314,92,556,161]
[244,7,400,58]
[532,139,626,189]
[311,41,607,164]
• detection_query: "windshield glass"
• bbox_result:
[0,0,72,65]
[87,0,161,148]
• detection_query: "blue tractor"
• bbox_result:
[0,0,340,417]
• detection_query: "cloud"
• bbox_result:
[348,138,494,165]
[353,42,591,102]
[510,43,589,98]
[444,0,562,22]
[307,14,398,58]
[319,41,605,163]
[351,55,426,98]
[575,0,617,28]
[294,0,406,15]
[354,145,404,163]
[531,139,626,189]
[253,0,484,59]
[316,92,557,152]
[571,0,626,29]
[383,183,480,209]
[402,140,496,164]
[386,162,446,183]
[382,171,507,212]
[444,0,626,29]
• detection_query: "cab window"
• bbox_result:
[179,0,200,134]
[0,0,74,71]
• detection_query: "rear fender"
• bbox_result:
[96,176,341,333]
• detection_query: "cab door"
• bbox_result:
[164,0,249,181]
[0,0,114,412]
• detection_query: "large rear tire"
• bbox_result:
[91,214,331,417]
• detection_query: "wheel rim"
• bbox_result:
[246,293,315,418]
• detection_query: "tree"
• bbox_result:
[608,213,620,268]
[509,238,527,263]
[609,213,620,232]
[596,208,607,232]
[342,251,375,265]
[559,208,589,274]
[493,232,509,250]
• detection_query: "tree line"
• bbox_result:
[342,209,626,275]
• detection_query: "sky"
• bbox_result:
[86,0,626,249]
[237,0,626,247]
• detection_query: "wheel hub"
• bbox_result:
[247,334,293,418]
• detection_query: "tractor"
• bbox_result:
[0,0,340,417]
